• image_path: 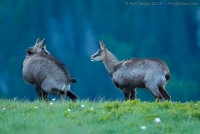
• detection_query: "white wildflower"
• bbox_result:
[67,108,71,112]
[90,107,94,110]
[49,102,53,105]
[154,117,161,123]
[81,104,85,108]
[141,126,146,130]
[35,107,38,109]
[2,108,6,110]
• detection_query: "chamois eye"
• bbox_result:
[98,49,102,54]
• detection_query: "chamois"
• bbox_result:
[90,40,171,101]
[22,38,78,101]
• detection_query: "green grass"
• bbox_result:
[0,99,200,134]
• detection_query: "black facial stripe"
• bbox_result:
[97,49,103,54]
[93,51,101,58]
[93,53,100,58]
[27,50,34,55]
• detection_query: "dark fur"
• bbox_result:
[38,52,77,83]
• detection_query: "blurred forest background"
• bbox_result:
[0,0,200,102]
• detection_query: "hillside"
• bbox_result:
[0,99,200,134]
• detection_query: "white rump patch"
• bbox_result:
[61,85,66,91]
[66,85,71,90]
[61,84,71,91]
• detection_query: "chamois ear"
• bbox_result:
[35,37,45,47]
[99,40,106,50]
[35,38,46,48]
[36,38,40,44]
[40,38,46,47]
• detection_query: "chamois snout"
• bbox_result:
[90,55,95,61]
[90,52,101,61]
[90,54,99,61]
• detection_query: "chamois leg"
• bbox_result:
[67,90,78,101]
[158,86,171,101]
[123,88,131,101]
[42,91,48,101]
[35,84,42,101]
[60,94,67,101]
[146,85,164,101]
[36,89,43,101]
[130,88,136,100]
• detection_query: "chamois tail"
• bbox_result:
[165,73,170,81]
[70,78,77,83]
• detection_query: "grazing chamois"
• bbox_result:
[22,38,78,101]
[90,40,171,101]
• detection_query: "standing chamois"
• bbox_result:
[90,41,171,101]
[22,38,78,101]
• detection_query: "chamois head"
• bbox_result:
[26,38,50,56]
[90,40,107,61]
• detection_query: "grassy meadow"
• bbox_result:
[0,99,200,134]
